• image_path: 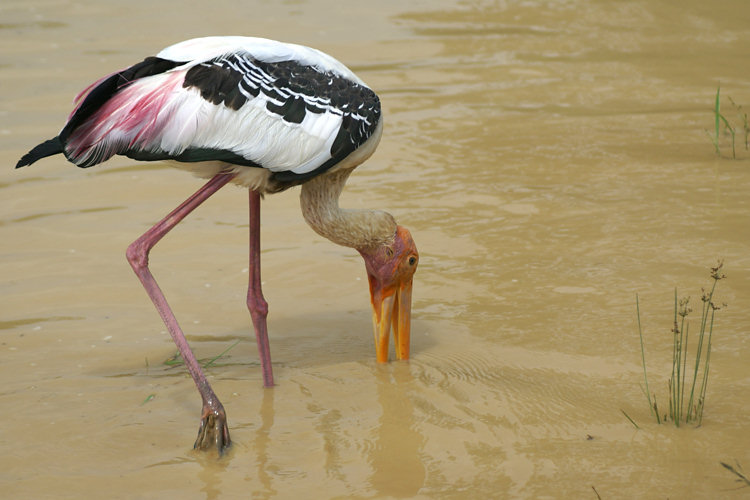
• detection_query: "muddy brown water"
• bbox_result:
[2,0,750,498]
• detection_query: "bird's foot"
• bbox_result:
[194,404,231,455]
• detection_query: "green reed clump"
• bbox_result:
[707,85,750,159]
[636,261,726,426]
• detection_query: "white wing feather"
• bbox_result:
[157,36,364,85]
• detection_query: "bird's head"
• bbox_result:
[358,225,418,362]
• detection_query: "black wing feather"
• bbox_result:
[15,137,64,168]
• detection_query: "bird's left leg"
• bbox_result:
[126,172,236,454]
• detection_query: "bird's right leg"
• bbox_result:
[125,172,236,454]
[247,189,274,387]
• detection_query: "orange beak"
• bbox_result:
[370,277,413,362]
[360,225,418,363]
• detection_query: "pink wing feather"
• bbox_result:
[65,71,187,165]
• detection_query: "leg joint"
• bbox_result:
[246,293,268,318]
[125,239,150,270]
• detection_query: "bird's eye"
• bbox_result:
[408,256,417,266]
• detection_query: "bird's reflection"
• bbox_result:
[368,361,426,497]
[253,387,277,498]
[193,362,425,498]
[192,386,276,500]
[196,455,226,500]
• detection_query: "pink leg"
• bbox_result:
[247,190,274,387]
[126,172,236,454]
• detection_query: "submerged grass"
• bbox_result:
[164,339,241,369]
[141,342,239,406]
[635,261,726,426]
[721,461,750,489]
[620,409,640,430]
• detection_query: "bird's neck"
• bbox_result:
[300,168,397,250]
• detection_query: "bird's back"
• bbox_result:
[17,36,382,193]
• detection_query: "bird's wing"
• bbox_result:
[60,37,381,183]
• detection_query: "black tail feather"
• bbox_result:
[16,137,64,168]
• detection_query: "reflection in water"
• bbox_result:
[196,452,227,500]
[252,387,277,499]
[308,402,346,481]
[369,363,426,497]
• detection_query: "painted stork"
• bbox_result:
[15,36,419,454]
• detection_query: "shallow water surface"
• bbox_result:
[2,0,750,498]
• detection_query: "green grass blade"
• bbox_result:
[636,294,653,416]
[705,129,720,155]
[203,339,241,368]
[680,321,689,423]
[671,289,679,425]
[720,461,750,487]
[715,85,721,145]
[621,409,640,430]
[718,112,737,159]
[163,339,241,369]
[164,352,183,366]
[687,286,712,419]
[697,308,716,425]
